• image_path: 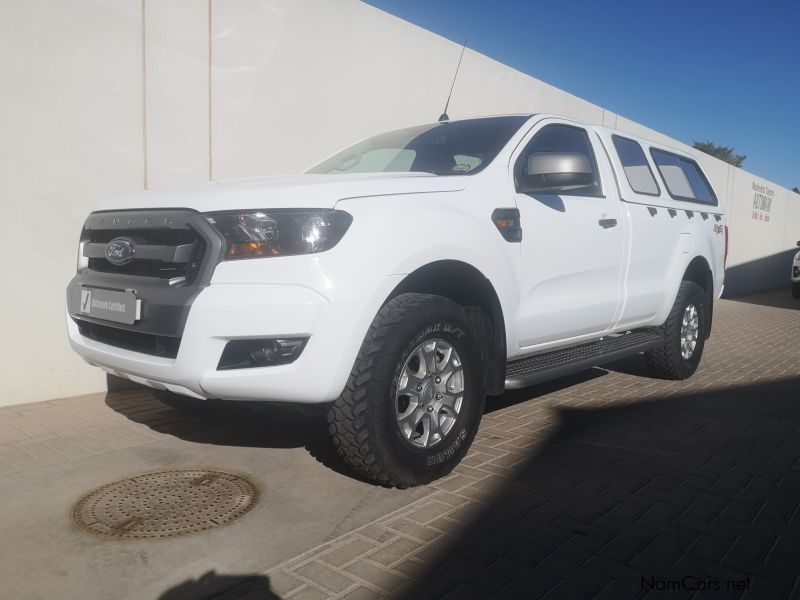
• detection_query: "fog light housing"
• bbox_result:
[218,337,309,370]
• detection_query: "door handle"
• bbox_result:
[598,218,617,228]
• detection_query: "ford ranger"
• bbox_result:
[67,114,727,487]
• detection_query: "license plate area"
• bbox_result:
[79,287,141,325]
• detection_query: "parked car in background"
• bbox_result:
[66,114,727,487]
[792,241,800,298]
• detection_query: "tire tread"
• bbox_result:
[327,293,481,488]
[644,280,705,380]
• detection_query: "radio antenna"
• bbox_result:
[439,40,467,123]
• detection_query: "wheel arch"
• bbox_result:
[385,260,507,395]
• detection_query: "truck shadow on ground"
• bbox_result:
[104,369,611,486]
[103,375,800,597]
[485,368,608,414]
[104,387,366,481]
[395,376,800,599]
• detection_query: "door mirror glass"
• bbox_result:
[518,152,594,194]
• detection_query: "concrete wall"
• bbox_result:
[0,0,145,405]
[1,0,797,406]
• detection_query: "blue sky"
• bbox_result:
[365,0,799,190]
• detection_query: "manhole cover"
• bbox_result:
[71,469,258,539]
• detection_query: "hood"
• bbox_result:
[97,172,470,213]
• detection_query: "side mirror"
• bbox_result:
[517,152,593,194]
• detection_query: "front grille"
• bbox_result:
[69,210,225,344]
[84,227,206,282]
[76,319,180,358]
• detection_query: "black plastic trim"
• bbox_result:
[505,330,663,389]
[74,318,180,358]
[66,209,225,341]
[217,337,308,370]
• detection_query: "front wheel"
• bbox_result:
[645,281,707,380]
[327,293,487,488]
[793,282,800,299]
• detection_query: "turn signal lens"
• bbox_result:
[227,241,275,259]
[491,208,522,242]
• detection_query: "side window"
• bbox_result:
[515,124,602,197]
[650,148,717,205]
[612,135,659,196]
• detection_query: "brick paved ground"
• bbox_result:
[261,293,800,600]
[1,291,798,599]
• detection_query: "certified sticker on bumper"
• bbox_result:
[79,288,141,325]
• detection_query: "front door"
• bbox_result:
[512,120,625,349]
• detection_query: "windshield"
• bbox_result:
[307,116,528,176]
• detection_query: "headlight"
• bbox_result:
[204,209,352,260]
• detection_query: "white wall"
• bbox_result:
[0,0,144,405]
[145,0,210,188]
[1,0,797,406]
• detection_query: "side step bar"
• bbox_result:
[505,330,664,390]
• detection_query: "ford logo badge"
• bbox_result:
[105,238,135,265]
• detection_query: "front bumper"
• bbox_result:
[68,268,402,403]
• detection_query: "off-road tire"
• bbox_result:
[644,281,707,380]
[327,293,488,488]
[792,282,800,299]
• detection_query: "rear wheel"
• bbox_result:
[645,281,707,380]
[327,293,487,488]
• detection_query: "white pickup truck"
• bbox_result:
[67,114,726,487]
